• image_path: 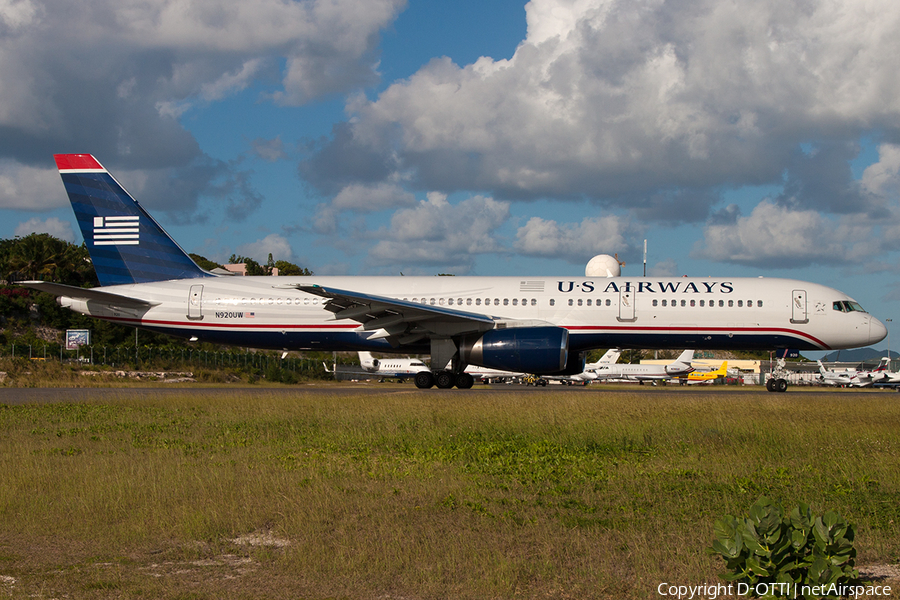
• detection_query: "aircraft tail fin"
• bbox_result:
[358,351,377,371]
[54,154,211,286]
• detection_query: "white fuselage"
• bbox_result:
[61,275,886,355]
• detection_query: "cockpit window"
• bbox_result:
[833,300,867,313]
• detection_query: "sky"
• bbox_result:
[2,0,900,355]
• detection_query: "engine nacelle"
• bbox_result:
[460,327,570,374]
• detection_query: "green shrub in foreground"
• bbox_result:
[708,497,860,598]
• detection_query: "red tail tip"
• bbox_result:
[54,154,103,171]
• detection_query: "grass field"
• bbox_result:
[1,385,899,599]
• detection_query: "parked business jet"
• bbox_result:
[358,351,429,381]
[590,350,694,383]
[21,155,887,391]
[816,360,871,387]
[546,348,622,385]
[867,357,900,387]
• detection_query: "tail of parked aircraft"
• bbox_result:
[54,154,211,286]
[358,351,378,371]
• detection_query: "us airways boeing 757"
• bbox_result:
[20,155,887,391]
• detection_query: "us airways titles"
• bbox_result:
[557,280,735,294]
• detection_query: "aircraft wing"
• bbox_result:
[293,284,497,346]
[18,281,158,309]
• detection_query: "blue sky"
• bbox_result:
[2,0,900,355]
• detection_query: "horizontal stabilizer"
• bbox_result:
[18,281,157,309]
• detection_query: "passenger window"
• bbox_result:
[605,299,611,306]
[728,300,733,307]
[448,298,454,306]
[654,300,659,307]
[439,298,445,305]
[758,300,763,307]
[494,299,500,306]
[550,299,555,306]
[512,298,518,306]
[681,300,686,307]
[568,299,574,306]
[700,300,705,307]
[467,298,473,306]
[503,298,509,306]
[476,298,482,306]
[531,299,537,306]
[738,300,743,307]
[430,298,436,306]
[690,299,695,307]
[586,299,592,307]
[718,300,724,307]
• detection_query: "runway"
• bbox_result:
[0,382,890,405]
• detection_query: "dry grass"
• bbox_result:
[1,387,899,598]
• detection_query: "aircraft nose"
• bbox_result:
[870,317,888,345]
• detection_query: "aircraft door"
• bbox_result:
[791,289,808,324]
[188,285,204,320]
[618,288,636,322]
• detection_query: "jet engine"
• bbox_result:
[460,326,573,374]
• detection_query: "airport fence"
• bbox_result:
[0,342,334,381]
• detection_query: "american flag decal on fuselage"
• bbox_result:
[93,216,139,246]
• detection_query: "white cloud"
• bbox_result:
[13,216,74,242]
[693,201,871,267]
[312,0,900,217]
[0,161,66,210]
[236,233,294,263]
[332,182,415,211]
[367,192,510,272]
[861,143,900,200]
[0,0,405,165]
[514,214,642,264]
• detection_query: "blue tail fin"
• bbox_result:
[55,154,212,286]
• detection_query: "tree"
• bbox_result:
[189,253,221,271]
[2,234,95,287]
[227,254,267,276]
[273,260,312,276]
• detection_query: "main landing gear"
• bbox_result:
[414,371,475,390]
[766,377,789,393]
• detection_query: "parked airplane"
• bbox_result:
[463,365,525,384]
[868,357,900,386]
[590,350,695,383]
[816,360,871,387]
[680,361,728,384]
[546,348,623,385]
[358,351,429,381]
[22,155,887,391]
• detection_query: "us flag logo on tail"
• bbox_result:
[93,216,139,246]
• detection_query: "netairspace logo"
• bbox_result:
[657,582,893,599]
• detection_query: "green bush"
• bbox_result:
[708,497,860,598]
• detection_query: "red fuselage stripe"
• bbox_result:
[100,316,828,347]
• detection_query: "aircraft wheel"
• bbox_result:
[415,371,435,389]
[456,373,475,389]
[776,378,788,393]
[435,371,456,389]
[766,378,776,392]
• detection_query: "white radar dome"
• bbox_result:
[585,254,621,277]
